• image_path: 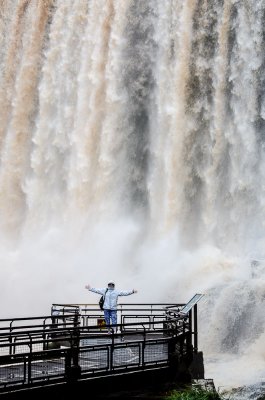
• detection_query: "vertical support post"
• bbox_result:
[27,336,32,384]
[119,305,122,332]
[72,312,80,370]
[185,311,193,359]
[141,325,146,368]
[66,312,81,382]
[23,358,27,384]
[194,304,198,354]
[9,322,13,355]
[9,335,12,356]
[65,349,72,380]
[168,335,179,377]
[110,328,114,371]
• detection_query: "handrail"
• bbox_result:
[0,318,179,339]
[0,299,202,394]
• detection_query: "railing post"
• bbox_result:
[72,313,81,377]
[119,305,123,332]
[66,314,81,383]
[27,336,32,385]
[110,328,115,371]
[141,324,146,368]
[168,335,179,373]
[9,322,13,355]
[65,349,72,380]
[194,304,198,353]
[187,311,193,355]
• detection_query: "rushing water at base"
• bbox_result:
[0,1,264,398]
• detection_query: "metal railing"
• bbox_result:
[0,301,201,393]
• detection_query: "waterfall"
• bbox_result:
[0,1,264,398]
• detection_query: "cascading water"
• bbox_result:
[0,1,264,398]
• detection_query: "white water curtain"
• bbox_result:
[0,1,264,396]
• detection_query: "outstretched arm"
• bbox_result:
[85,284,106,295]
[118,289,138,296]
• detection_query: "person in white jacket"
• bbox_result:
[85,281,137,332]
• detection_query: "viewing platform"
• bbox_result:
[0,294,205,398]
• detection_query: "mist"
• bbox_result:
[0,1,265,398]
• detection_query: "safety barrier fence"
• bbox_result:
[0,301,201,393]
